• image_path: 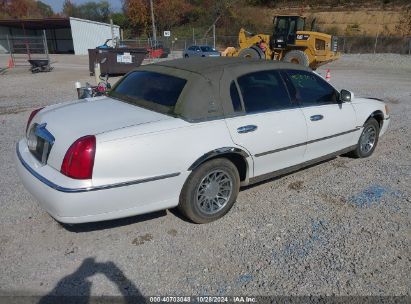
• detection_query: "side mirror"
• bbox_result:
[340,89,352,102]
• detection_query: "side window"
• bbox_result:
[289,19,296,35]
[237,70,293,113]
[195,46,201,51]
[230,81,243,112]
[188,46,195,51]
[286,70,338,106]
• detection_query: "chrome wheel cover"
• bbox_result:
[360,125,377,154]
[196,170,233,214]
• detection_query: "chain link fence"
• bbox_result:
[128,35,411,55]
[337,36,411,54]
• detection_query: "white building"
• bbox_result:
[0,17,120,55]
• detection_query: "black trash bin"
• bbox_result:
[88,48,147,76]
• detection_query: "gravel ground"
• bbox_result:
[0,53,410,299]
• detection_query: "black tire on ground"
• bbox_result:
[178,158,240,224]
[348,118,380,158]
[238,47,262,59]
[283,50,309,67]
[184,54,189,58]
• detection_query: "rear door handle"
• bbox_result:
[310,115,324,121]
[237,125,258,133]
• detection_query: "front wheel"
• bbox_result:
[283,50,309,67]
[178,158,240,223]
[238,47,262,59]
[349,118,380,158]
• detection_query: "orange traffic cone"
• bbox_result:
[7,57,14,69]
[325,69,331,82]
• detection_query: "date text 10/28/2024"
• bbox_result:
[149,296,257,303]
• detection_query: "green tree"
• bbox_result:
[1,0,42,18]
[124,0,149,35]
[111,12,129,29]
[155,0,192,31]
[37,0,54,17]
[63,0,76,17]
[63,0,112,23]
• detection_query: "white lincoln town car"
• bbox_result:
[16,58,390,224]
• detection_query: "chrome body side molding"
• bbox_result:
[249,145,357,185]
[16,143,180,193]
[255,128,360,158]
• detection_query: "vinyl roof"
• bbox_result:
[154,57,310,74]
[136,57,312,122]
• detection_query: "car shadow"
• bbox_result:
[167,207,191,223]
[61,210,167,233]
[167,157,342,224]
[37,257,145,304]
[62,156,346,228]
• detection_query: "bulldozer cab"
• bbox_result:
[272,16,305,49]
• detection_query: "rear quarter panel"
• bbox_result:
[92,118,245,188]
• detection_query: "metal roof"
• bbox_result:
[0,17,120,30]
[0,18,71,29]
[69,17,119,28]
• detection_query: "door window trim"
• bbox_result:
[230,80,246,114]
[282,69,341,107]
[233,69,300,115]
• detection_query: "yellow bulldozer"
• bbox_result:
[223,15,340,69]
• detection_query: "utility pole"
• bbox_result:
[192,28,195,44]
[213,24,216,49]
[149,0,157,44]
[110,18,115,46]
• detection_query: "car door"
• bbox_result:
[223,70,308,178]
[190,46,199,57]
[283,69,358,161]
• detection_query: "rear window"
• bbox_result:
[110,71,187,114]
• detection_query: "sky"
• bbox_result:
[40,0,123,13]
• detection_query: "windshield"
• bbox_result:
[276,18,288,33]
[109,71,187,115]
[200,46,215,52]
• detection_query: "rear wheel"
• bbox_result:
[238,47,262,59]
[178,158,240,223]
[283,50,309,67]
[348,118,380,158]
[184,54,189,58]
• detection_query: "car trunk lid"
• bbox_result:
[28,96,171,170]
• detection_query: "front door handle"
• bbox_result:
[310,115,324,121]
[237,125,258,134]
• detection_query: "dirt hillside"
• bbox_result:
[236,1,411,36]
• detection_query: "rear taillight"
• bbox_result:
[61,135,96,180]
[26,107,44,132]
